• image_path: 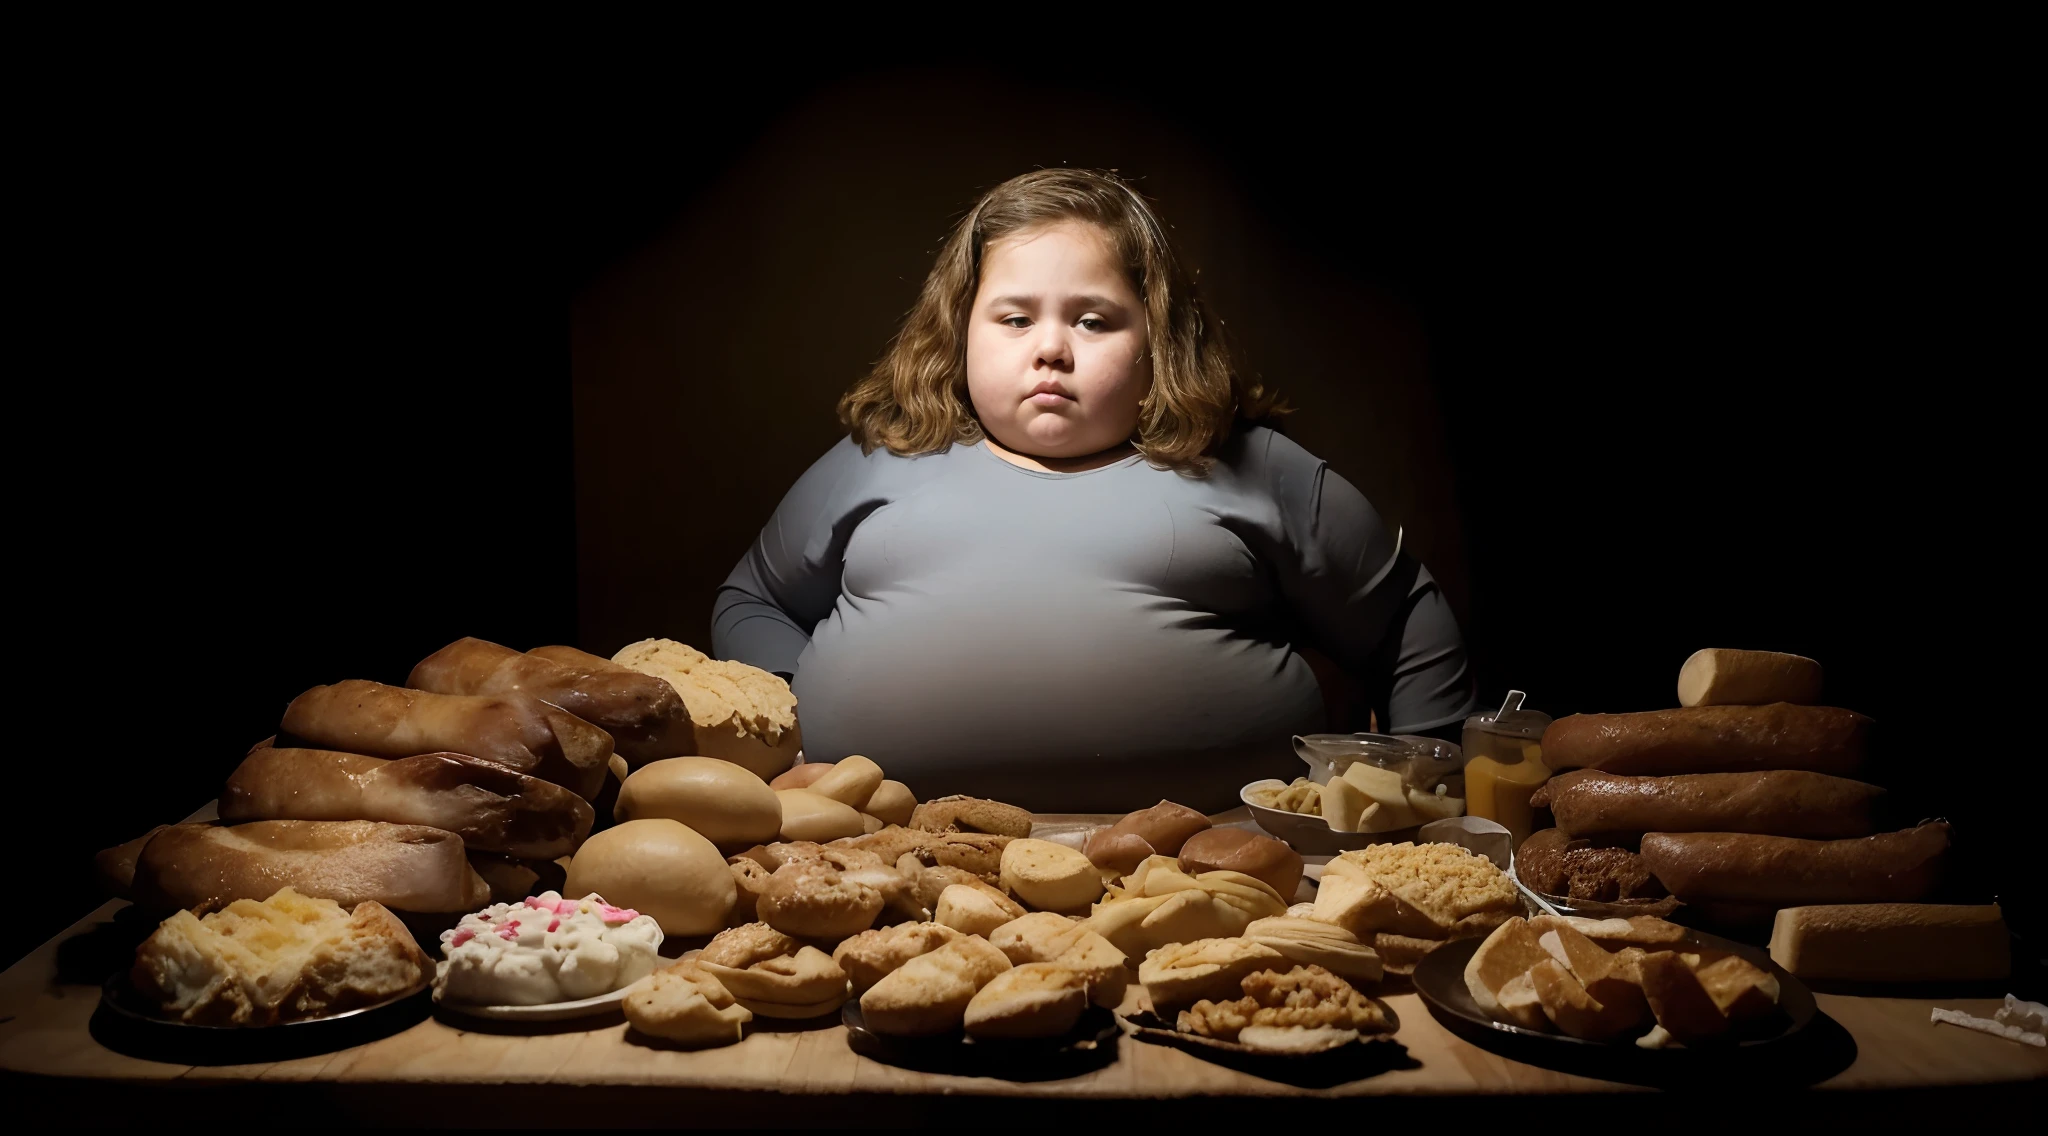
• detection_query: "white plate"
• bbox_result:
[435,974,652,1022]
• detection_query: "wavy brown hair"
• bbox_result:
[838,168,1285,474]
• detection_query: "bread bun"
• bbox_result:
[616,757,781,846]
[1179,827,1303,900]
[1000,839,1105,912]
[564,818,735,935]
[807,756,884,810]
[862,781,916,827]
[769,763,832,791]
[611,639,800,779]
[775,789,865,842]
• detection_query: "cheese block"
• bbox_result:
[1768,903,2010,982]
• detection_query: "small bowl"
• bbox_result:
[1240,779,1422,856]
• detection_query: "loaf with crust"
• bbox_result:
[1542,704,1870,777]
[279,679,613,799]
[1639,823,1948,905]
[407,638,691,766]
[220,747,593,860]
[131,820,491,913]
[1542,769,1883,840]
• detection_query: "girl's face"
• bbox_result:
[966,221,1151,460]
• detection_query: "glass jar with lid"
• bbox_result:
[1461,691,1553,849]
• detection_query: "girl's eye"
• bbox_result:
[1002,316,1031,328]
[1078,317,1107,332]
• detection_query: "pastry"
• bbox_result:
[131,887,428,1026]
[964,963,1090,1039]
[864,781,917,827]
[841,826,1010,880]
[833,922,964,993]
[910,795,1034,839]
[435,891,662,1006]
[910,864,996,911]
[1311,841,1518,944]
[408,638,691,767]
[694,923,850,1018]
[1082,855,1287,960]
[1082,801,1211,875]
[130,819,491,914]
[623,959,752,1045]
[1138,937,1285,1014]
[1176,964,1391,1051]
[727,856,771,924]
[999,839,1104,912]
[758,857,886,941]
[776,789,866,842]
[1243,916,1383,985]
[807,756,885,810]
[859,935,1012,1037]
[935,883,1027,936]
[989,912,1128,1007]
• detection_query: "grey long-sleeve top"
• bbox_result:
[712,426,1476,813]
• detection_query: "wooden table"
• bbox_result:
[4,812,2041,1124]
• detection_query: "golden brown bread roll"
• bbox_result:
[1177,827,1303,900]
[615,757,782,846]
[564,818,735,934]
[1083,800,1210,873]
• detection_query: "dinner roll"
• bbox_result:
[808,756,885,810]
[615,757,781,846]
[1178,827,1304,901]
[1000,839,1104,912]
[564,818,735,936]
[775,789,865,842]
[863,780,917,828]
[769,763,832,791]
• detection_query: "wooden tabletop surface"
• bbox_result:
[3,811,2041,1122]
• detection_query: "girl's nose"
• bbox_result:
[1033,327,1073,371]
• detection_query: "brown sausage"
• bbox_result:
[1541,704,1870,776]
[220,747,594,860]
[1638,822,1947,905]
[406,638,689,764]
[1547,770,1884,840]
[281,679,612,800]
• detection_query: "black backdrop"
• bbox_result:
[17,56,2031,970]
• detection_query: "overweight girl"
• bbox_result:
[712,169,1475,811]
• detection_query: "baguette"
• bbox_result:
[131,820,491,913]
[1677,649,1823,708]
[280,679,613,800]
[407,638,690,765]
[1768,903,2010,982]
[1546,770,1883,840]
[220,747,594,860]
[1638,823,1948,906]
[1542,704,1870,776]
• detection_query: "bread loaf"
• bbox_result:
[220,747,594,859]
[1768,903,2010,982]
[615,757,782,846]
[607,639,801,778]
[1677,649,1823,708]
[1083,800,1209,874]
[1542,704,1870,776]
[1639,823,1949,905]
[131,820,491,913]
[407,638,690,766]
[280,679,613,799]
[1544,769,1883,840]
[563,818,735,935]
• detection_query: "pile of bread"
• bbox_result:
[1517,647,2008,985]
[98,636,801,1024]
[1463,913,1781,1046]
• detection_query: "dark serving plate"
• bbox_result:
[1412,926,1826,1082]
[93,971,432,1065]
[840,1000,1119,1080]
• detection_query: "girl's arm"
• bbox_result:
[1261,432,1479,737]
[711,438,878,677]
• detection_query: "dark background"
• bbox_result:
[17,56,2030,970]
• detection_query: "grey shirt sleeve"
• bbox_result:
[712,438,874,676]
[1258,431,1478,734]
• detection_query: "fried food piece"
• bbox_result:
[1139,937,1285,1013]
[1177,964,1389,1049]
[623,960,751,1045]
[910,795,1034,838]
[833,921,963,994]
[859,935,1012,1037]
[963,962,1089,1039]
